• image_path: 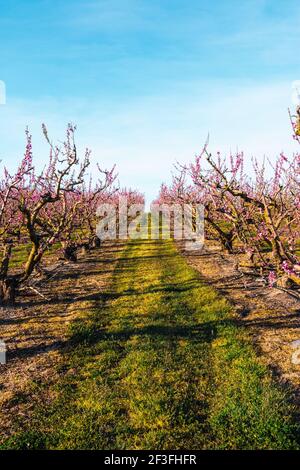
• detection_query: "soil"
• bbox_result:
[179,240,300,401]
[0,241,124,438]
[2,237,300,440]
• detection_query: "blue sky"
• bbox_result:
[0,0,300,203]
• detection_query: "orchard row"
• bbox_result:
[155,111,300,288]
[0,124,144,303]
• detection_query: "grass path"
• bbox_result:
[2,240,299,449]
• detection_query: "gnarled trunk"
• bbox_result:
[0,277,18,305]
[205,216,234,253]
[80,243,90,256]
[63,243,78,262]
[91,236,101,249]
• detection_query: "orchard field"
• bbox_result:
[1,114,300,450]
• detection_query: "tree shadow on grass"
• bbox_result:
[13,277,202,309]
[68,318,227,351]
[3,314,229,364]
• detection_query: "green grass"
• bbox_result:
[9,241,62,269]
[10,243,32,268]
[1,239,299,450]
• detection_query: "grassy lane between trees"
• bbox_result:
[1,239,299,450]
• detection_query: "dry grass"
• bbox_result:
[1,240,298,450]
[179,240,300,399]
[0,241,124,438]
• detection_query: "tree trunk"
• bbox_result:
[80,243,90,256]
[205,216,234,254]
[63,244,78,262]
[0,277,17,305]
[220,234,234,253]
[24,242,43,280]
[91,236,101,249]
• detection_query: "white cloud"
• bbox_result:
[0,79,298,203]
